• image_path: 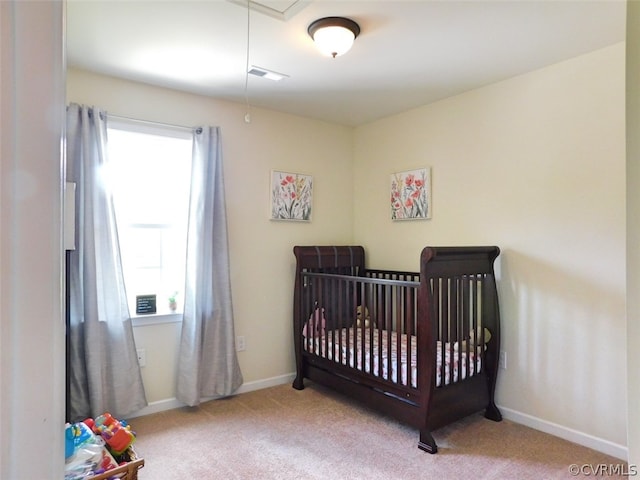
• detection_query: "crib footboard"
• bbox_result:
[420,245,502,430]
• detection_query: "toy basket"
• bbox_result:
[87,447,144,480]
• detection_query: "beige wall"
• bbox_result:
[67,68,354,402]
[354,44,627,454]
[627,0,640,466]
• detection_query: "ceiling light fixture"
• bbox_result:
[308,16,360,58]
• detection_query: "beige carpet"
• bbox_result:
[130,383,626,479]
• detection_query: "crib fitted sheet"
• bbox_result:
[304,327,481,388]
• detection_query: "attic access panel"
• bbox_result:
[227,0,311,21]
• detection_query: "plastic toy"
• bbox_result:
[89,412,136,455]
[64,421,94,459]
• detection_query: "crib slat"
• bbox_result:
[457,276,464,382]
[308,271,316,355]
[445,278,453,385]
[357,280,364,374]
[431,278,440,387]
[404,285,412,387]
[365,282,374,378]
[470,275,475,373]
[468,275,474,359]
[394,285,401,384]
[376,282,384,379]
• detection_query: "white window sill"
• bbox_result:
[131,312,182,327]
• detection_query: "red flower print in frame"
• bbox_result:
[270,170,313,221]
[390,167,431,220]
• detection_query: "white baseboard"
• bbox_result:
[127,373,296,419]
[235,372,296,395]
[499,406,628,461]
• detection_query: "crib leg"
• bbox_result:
[484,401,502,422]
[292,375,304,390]
[418,430,438,454]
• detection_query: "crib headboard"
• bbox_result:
[293,245,365,273]
[420,246,500,277]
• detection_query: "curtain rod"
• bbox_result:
[107,113,196,134]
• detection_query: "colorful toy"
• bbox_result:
[65,421,94,459]
[89,412,136,455]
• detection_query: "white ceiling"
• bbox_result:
[66,0,627,127]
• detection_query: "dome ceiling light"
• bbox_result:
[307,16,360,58]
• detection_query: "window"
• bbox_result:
[106,119,192,317]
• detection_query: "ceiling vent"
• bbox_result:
[248,66,289,81]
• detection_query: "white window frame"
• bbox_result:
[106,116,193,326]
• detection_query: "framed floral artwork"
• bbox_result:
[270,170,313,221]
[390,167,432,220]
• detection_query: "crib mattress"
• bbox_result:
[304,327,481,388]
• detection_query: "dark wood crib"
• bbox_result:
[292,245,502,453]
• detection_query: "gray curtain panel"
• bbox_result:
[66,103,147,421]
[176,126,243,406]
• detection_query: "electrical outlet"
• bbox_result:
[137,349,146,367]
[499,351,507,370]
[236,336,246,352]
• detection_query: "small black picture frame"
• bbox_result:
[136,294,157,314]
